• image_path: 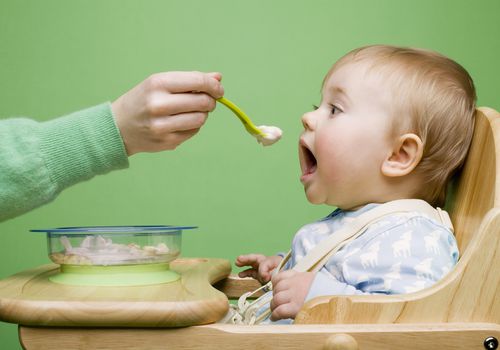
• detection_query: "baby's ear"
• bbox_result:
[381,133,423,177]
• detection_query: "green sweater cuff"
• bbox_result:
[38,103,129,190]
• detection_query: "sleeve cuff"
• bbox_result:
[38,102,129,191]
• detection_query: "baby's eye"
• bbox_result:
[312,104,319,111]
[331,105,342,115]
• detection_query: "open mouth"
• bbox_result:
[299,140,317,177]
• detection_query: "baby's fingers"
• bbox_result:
[258,262,276,282]
[270,303,296,321]
[235,254,265,267]
[258,270,272,283]
[270,290,294,321]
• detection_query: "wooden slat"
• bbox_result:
[19,323,500,350]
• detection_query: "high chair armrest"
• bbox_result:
[295,294,407,324]
[214,274,263,298]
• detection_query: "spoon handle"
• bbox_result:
[217,97,264,136]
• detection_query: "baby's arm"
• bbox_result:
[235,254,283,284]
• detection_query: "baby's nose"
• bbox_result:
[301,112,315,131]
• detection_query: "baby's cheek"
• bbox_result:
[319,147,349,176]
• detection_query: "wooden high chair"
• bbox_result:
[14,107,500,349]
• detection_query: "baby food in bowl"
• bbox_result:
[31,225,196,286]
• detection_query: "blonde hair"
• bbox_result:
[327,45,476,207]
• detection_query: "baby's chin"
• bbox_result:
[303,188,327,205]
[304,189,345,208]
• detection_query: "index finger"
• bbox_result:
[152,71,224,98]
[235,254,265,267]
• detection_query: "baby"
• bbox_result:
[235,45,476,324]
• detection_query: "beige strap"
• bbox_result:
[292,199,453,274]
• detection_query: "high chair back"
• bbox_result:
[295,107,500,325]
[448,107,499,252]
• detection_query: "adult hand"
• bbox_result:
[235,254,283,284]
[269,270,315,321]
[112,71,224,156]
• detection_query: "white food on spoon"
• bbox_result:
[255,125,283,146]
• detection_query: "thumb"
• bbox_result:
[259,262,275,281]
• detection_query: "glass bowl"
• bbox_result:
[31,225,196,286]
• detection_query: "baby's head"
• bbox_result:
[299,45,476,209]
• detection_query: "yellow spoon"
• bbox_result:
[217,97,266,137]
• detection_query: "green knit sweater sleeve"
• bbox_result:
[0,103,129,222]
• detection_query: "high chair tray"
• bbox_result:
[0,258,231,327]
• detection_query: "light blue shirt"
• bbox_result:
[261,203,459,324]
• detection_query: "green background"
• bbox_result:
[0,0,499,348]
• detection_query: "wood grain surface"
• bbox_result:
[18,323,500,350]
[0,258,231,327]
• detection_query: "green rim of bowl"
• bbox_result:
[49,262,180,286]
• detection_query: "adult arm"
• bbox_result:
[0,71,224,222]
[0,103,128,222]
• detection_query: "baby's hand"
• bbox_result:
[112,71,224,156]
[235,254,283,284]
[269,270,315,321]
